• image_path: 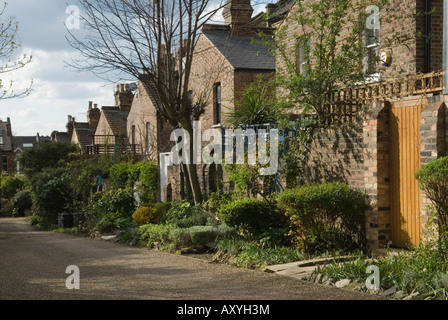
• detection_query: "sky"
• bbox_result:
[0,0,272,137]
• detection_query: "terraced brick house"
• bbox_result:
[0,118,15,175]
[161,0,276,202]
[272,0,447,249]
[88,84,135,155]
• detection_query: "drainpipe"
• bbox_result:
[443,0,448,94]
[424,0,431,73]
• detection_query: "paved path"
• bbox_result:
[0,217,385,301]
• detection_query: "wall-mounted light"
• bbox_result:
[380,51,391,67]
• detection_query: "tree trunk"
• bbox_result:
[180,118,203,205]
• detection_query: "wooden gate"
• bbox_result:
[389,100,423,248]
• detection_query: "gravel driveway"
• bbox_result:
[0,217,386,304]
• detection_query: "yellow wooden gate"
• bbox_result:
[389,100,423,248]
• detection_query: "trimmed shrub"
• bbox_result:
[277,182,367,253]
[132,206,158,225]
[218,197,286,238]
[415,156,448,241]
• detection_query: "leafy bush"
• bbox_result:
[28,215,44,229]
[1,175,26,199]
[109,160,157,203]
[137,223,170,248]
[415,156,448,241]
[74,155,114,203]
[166,200,217,228]
[218,197,287,238]
[132,206,158,225]
[109,162,135,189]
[234,242,305,269]
[12,190,33,217]
[0,198,13,217]
[31,167,79,228]
[317,238,448,298]
[186,225,237,246]
[277,182,367,253]
[86,187,136,232]
[214,239,305,269]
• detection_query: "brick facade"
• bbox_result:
[273,0,447,249]
[164,0,275,200]
[126,81,174,160]
[0,118,15,175]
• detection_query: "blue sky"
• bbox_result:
[0,0,272,136]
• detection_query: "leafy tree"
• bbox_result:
[17,141,80,178]
[270,0,382,117]
[65,0,226,204]
[0,2,32,99]
[227,78,278,126]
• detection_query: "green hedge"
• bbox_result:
[218,197,287,238]
[277,182,367,253]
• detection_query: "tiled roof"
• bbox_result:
[74,126,95,147]
[202,30,275,71]
[101,106,128,137]
[0,122,12,151]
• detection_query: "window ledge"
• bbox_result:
[358,73,381,85]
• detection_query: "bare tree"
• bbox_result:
[66,0,226,204]
[0,2,32,100]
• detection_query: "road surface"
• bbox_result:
[0,217,384,302]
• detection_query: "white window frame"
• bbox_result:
[362,22,380,83]
[297,36,311,75]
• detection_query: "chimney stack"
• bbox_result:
[222,0,254,37]
[114,83,134,113]
[87,102,101,131]
[6,117,12,137]
[66,115,74,140]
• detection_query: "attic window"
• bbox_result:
[23,143,33,148]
